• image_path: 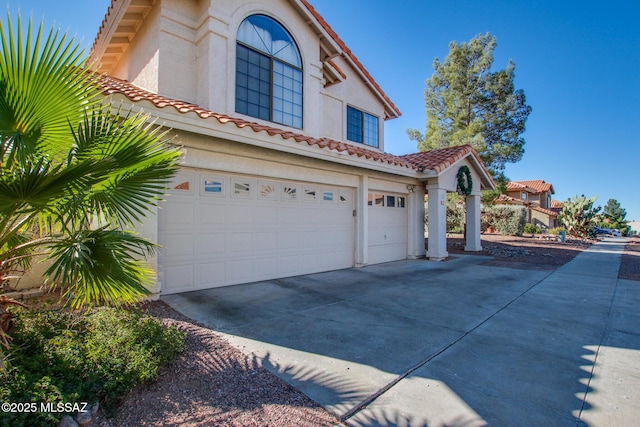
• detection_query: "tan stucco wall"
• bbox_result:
[530,209,553,228]
[108,0,389,150]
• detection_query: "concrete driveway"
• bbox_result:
[163,238,639,426]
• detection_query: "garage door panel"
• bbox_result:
[163,264,194,293]
[199,203,226,226]
[276,231,299,251]
[159,171,355,294]
[280,208,303,227]
[367,191,408,264]
[226,205,253,226]
[253,257,279,278]
[254,232,278,252]
[199,233,225,254]
[229,259,253,281]
[163,203,194,226]
[227,232,253,253]
[255,206,279,227]
[198,262,226,287]
[161,233,195,258]
[277,254,300,275]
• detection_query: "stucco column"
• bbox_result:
[407,184,426,259]
[355,175,368,267]
[464,193,482,252]
[426,184,448,260]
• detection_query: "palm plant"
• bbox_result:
[0,14,181,365]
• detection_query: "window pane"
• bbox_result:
[237,15,301,67]
[386,195,395,207]
[347,106,363,143]
[364,112,379,148]
[236,45,270,121]
[237,15,303,128]
[272,61,302,128]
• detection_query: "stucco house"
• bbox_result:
[88,0,494,295]
[500,180,560,229]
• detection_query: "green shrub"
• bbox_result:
[424,194,466,233]
[558,195,601,238]
[483,205,527,236]
[1,307,185,426]
[523,223,541,234]
[547,227,566,236]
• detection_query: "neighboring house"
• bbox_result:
[88,0,494,295]
[500,180,560,229]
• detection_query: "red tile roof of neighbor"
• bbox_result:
[507,179,554,193]
[531,205,557,217]
[97,74,478,174]
[495,194,526,205]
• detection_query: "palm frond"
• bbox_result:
[0,13,100,163]
[45,228,157,308]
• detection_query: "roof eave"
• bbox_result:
[294,0,401,120]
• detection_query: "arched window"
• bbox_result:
[236,15,303,128]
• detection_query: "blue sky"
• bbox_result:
[6,0,640,221]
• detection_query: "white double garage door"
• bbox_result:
[159,169,408,294]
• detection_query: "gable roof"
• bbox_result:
[95,74,492,185]
[89,0,401,120]
[507,180,555,194]
[297,0,401,120]
[400,146,495,189]
[531,205,558,217]
[495,194,527,205]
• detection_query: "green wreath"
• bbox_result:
[456,166,473,196]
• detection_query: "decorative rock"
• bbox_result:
[58,415,79,427]
[76,402,100,427]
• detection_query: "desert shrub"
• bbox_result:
[446,200,465,233]
[523,223,541,234]
[547,227,566,236]
[483,205,527,236]
[1,307,185,426]
[424,194,466,233]
[558,195,601,238]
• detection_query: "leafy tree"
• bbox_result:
[558,195,601,238]
[0,15,180,366]
[598,198,629,235]
[407,33,532,174]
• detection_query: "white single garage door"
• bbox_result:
[158,170,355,294]
[367,192,408,264]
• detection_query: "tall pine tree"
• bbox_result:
[408,33,532,175]
[599,198,629,235]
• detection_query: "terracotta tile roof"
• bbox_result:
[550,199,564,209]
[96,74,417,169]
[495,194,526,205]
[531,205,558,217]
[299,0,401,119]
[508,179,554,194]
[95,74,492,179]
[92,0,401,119]
[398,145,483,173]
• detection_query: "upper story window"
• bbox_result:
[236,15,303,128]
[347,106,379,148]
[521,192,528,200]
